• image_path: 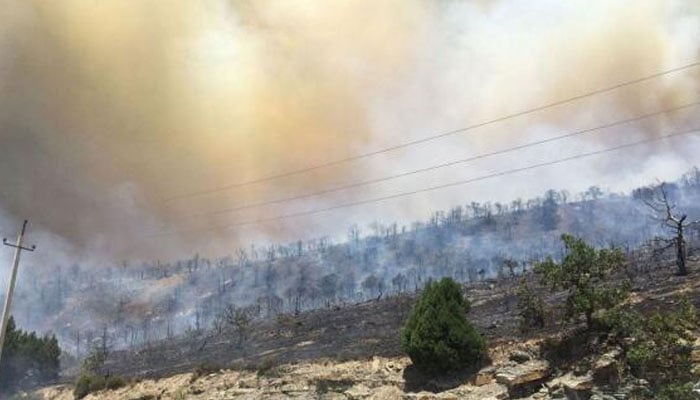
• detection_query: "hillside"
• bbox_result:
[33,256,700,399]
[8,169,700,365]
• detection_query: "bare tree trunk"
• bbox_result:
[677,219,687,276]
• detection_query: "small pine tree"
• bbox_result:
[401,278,486,373]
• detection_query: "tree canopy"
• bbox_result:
[401,277,485,373]
[0,316,61,393]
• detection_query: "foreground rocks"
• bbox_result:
[29,349,639,400]
[495,359,551,397]
[35,356,512,400]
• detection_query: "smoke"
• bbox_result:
[0,0,699,261]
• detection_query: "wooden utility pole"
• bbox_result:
[0,220,36,364]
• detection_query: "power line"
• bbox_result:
[187,102,700,218]
[165,60,700,203]
[153,127,699,238]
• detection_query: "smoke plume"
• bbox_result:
[0,0,698,261]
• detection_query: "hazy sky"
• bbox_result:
[0,0,699,263]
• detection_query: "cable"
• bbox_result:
[187,102,700,217]
[152,127,700,238]
[165,60,700,202]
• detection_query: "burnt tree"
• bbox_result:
[643,183,698,276]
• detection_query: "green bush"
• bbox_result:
[516,278,546,331]
[401,278,486,373]
[657,382,700,400]
[74,373,105,399]
[74,346,129,399]
[73,373,126,399]
[599,297,698,394]
[535,234,628,327]
[105,375,127,390]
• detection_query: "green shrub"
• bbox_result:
[74,370,127,399]
[656,382,700,400]
[401,277,486,373]
[516,278,546,331]
[105,375,127,390]
[535,234,628,327]
[599,297,698,393]
[74,373,105,399]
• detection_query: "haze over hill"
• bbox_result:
[0,169,697,362]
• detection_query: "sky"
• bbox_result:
[0,0,699,265]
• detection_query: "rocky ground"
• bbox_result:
[34,339,700,400]
[28,258,700,399]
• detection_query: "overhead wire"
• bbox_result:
[187,102,700,218]
[164,60,700,202]
[151,127,700,238]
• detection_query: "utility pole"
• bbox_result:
[0,220,36,364]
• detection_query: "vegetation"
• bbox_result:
[401,277,486,373]
[525,231,700,397]
[640,182,698,276]
[74,348,127,399]
[516,278,546,331]
[599,297,698,395]
[656,382,699,400]
[212,303,256,347]
[74,374,128,399]
[0,316,60,393]
[5,170,699,353]
[535,234,629,327]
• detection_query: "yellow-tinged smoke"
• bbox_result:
[0,0,698,260]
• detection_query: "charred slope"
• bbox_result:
[101,279,526,380]
[100,256,700,381]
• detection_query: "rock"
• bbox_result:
[344,383,371,399]
[692,337,700,362]
[589,394,617,400]
[279,381,310,394]
[496,360,550,386]
[693,381,700,395]
[496,359,551,398]
[368,385,402,400]
[549,386,566,399]
[509,350,532,364]
[474,366,497,386]
[548,372,594,400]
[408,391,440,399]
[592,348,621,386]
[691,363,700,377]
[461,382,509,400]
